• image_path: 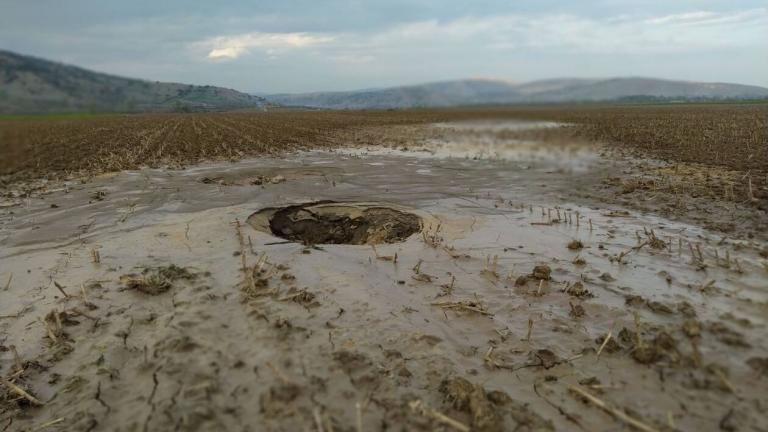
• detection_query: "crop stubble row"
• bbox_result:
[1,105,765,184]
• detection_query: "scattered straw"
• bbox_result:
[1,376,43,406]
[431,300,492,316]
[408,400,469,432]
[569,385,658,432]
[596,331,613,361]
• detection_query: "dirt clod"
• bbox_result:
[531,265,551,281]
[599,272,615,282]
[569,302,586,318]
[120,264,197,295]
[440,377,503,431]
[566,240,584,250]
[683,320,702,338]
[565,281,592,298]
[647,301,674,314]
[594,334,622,353]
[631,331,680,365]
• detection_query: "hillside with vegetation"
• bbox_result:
[0,50,270,114]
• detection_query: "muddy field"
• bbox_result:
[2,104,767,179]
[1,109,767,431]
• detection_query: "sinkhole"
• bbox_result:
[247,201,422,245]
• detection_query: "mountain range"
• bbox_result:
[266,77,768,109]
[0,50,269,114]
[1,49,767,114]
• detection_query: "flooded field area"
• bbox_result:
[1,121,767,431]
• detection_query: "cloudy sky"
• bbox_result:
[1,0,766,93]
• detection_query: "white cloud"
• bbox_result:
[645,9,766,26]
[199,32,335,60]
[208,46,247,60]
[645,11,719,25]
[363,8,768,54]
[192,9,767,65]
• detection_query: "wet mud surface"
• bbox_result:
[1,121,767,431]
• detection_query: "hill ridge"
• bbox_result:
[0,49,270,114]
[266,77,768,109]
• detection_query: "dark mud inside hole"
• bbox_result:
[267,202,421,245]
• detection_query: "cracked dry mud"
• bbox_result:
[1,120,767,431]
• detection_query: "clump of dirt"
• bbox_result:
[565,281,592,298]
[120,264,197,295]
[255,201,422,245]
[531,265,552,280]
[250,175,286,186]
[625,295,646,307]
[155,264,197,281]
[566,240,584,250]
[680,320,701,340]
[569,302,586,318]
[599,272,615,282]
[616,327,681,365]
[594,333,622,353]
[527,349,562,369]
[441,377,504,431]
[279,287,319,308]
[440,376,554,431]
[514,264,553,287]
[646,232,667,249]
[514,275,529,287]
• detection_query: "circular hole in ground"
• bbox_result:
[247,201,422,245]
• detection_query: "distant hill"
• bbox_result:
[0,50,270,114]
[266,77,768,109]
